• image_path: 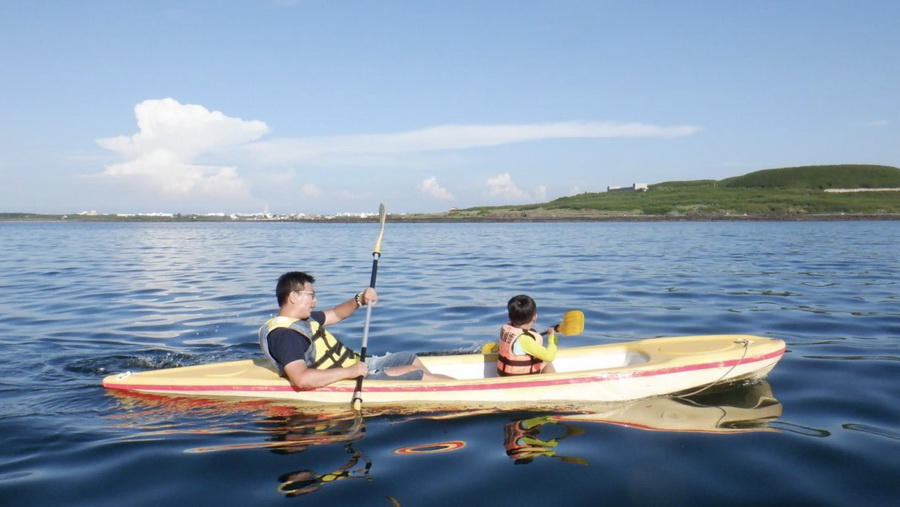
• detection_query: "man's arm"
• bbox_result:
[323,288,377,326]
[283,359,368,390]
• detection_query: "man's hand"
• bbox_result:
[350,361,368,378]
[360,287,378,306]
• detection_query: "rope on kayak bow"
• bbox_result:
[675,338,750,398]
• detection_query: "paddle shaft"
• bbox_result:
[357,252,380,361]
[540,310,584,336]
[352,252,379,409]
[352,204,386,410]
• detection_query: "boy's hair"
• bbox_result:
[276,271,316,307]
[507,294,537,326]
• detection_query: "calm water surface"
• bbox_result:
[0,221,897,506]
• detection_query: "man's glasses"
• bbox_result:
[294,290,316,299]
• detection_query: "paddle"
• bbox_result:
[351,203,387,411]
[481,310,585,354]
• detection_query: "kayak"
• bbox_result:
[103,334,785,406]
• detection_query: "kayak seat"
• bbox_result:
[553,349,650,374]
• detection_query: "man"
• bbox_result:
[259,271,449,389]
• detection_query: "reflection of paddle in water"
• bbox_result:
[185,409,366,453]
[267,411,365,454]
[503,415,587,465]
[277,443,372,497]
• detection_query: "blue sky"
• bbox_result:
[1,1,897,215]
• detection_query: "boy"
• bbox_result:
[497,294,558,376]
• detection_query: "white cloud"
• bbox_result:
[246,121,700,165]
[869,120,889,127]
[486,173,530,201]
[96,98,268,196]
[93,98,700,211]
[300,183,325,199]
[418,177,454,201]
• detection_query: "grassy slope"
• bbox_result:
[721,164,900,189]
[456,165,900,217]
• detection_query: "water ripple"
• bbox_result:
[1,221,898,505]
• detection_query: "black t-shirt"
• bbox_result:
[267,311,326,368]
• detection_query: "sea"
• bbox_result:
[0,220,897,506]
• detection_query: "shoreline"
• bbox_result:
[391,213,900,223]
[3,213,898,223]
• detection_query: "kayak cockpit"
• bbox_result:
[421,346,650,380]
[553,348,649,374]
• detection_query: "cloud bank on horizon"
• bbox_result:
[94,98,700,212]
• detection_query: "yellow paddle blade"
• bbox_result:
[373,203,386,255]
[481,342,499,354]
[559,456,589,466]
[556,310,584,336]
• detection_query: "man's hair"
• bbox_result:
[507,294,536,326]
[276,271,316,307]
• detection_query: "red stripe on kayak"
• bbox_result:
[104,348,784,394]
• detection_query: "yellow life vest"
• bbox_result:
[497,324,544,376]
[259,316,359,374]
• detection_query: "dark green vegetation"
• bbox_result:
[720,164,900,189]
[447,165,900,220]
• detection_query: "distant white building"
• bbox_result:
[607,183,648,192]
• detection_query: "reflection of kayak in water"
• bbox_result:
[103,334,784,406]
[108,380,782,461]
[501,381,782,466]
[549,380,783,433]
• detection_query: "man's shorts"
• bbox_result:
[366,351,424,380]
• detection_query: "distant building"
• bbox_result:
[607,183,648,193]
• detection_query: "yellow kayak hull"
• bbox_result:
[103,334,785,406]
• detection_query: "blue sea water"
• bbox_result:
[0,220,897,506]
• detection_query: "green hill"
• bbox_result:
[721,164,900,189]
[448,164,900,219]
